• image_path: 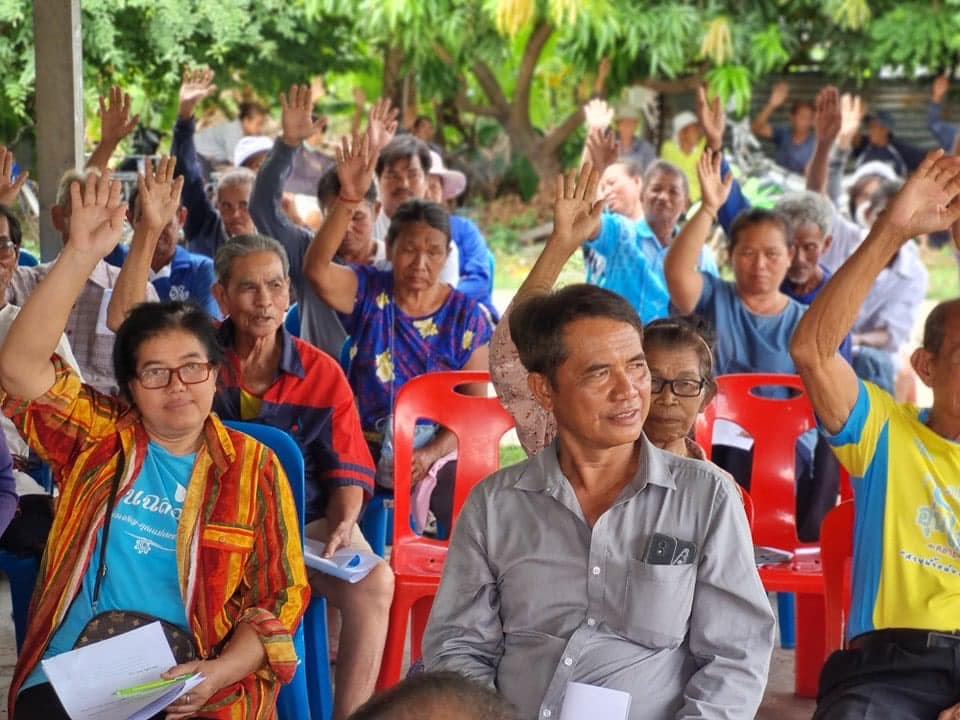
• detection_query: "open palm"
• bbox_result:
[551,166,602,252]
[884,151,960,237]
[281,84,319,146]
[68,172,127,258]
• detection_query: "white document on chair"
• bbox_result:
[303,538,380,583]
[41,621,203,720]
[559,682,631,720]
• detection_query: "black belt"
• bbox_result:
[848,629,960,653]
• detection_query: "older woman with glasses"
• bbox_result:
[0,165,309,720]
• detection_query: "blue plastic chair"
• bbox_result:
[284,303,301,338]
[17,249,39,267]
[223,421,333,720]
[360,492,392,559]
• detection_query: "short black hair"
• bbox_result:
[316,167,378,208]
[412,115,433,130]
[0,204,22,248]
[348,672,519,720]
[385,199,450,250]
[728,208,792,251]
[510,284,644,385]
[113,301,224,403]
[643,160,689,199]
[238,101,266,120]
[376,136,432,177]
[922,299,960,354]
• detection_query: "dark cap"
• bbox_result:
[867,109,896,131]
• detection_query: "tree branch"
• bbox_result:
[470,59,511,118]
[435,43,507,120]
[543,106,585,153]
[513,21,555,124]
[454,90,500,118]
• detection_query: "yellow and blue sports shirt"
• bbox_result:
[825,380,960,640]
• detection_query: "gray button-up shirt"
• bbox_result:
[423,436,775,720]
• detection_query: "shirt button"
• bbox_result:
[563,657,573,667]
[542,711,552,718]
[587,617,597,627]
[592,566,600,576]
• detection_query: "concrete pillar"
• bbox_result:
[33,0,83,261]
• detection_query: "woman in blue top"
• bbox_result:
[305,108,492,488]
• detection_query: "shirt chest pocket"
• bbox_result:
[200,523,255,593]
[617,561,696,648]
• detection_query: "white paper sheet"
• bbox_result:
[41,621,204,720]
[559,682,632,720]
[303,538,380,583]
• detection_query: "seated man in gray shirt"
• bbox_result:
[424,242,775,718]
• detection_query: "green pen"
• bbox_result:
[114,672,196,697]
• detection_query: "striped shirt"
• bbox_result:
[2,357,310,719]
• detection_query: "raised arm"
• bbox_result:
[665,150,732,314]
[106,156,184,331]
[751,81,788,139]
[304,98,397,314]
[792,151,960,433]
[579,99,615,170]
[806,86,841,195]
[0,146,28,207]
[490,167,600,456]
[0,172,126,400]
[86,86,140,172]
[928,75,958,150]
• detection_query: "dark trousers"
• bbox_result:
[814,638,960,719]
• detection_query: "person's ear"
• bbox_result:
[911,347,936,388]
[527,372,555,413]
[699,381,717,412]
[176,207,188,226]
[212,283,229,318]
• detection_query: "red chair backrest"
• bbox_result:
[821,500,854,652]
[735,483,755,531]
[695,373,817,551]
[391,371,515,552]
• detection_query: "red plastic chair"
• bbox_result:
[376,371,515,690]
[821,501,854,653]
[735,483,755,531]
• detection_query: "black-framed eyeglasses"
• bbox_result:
[0,239,19,261]
[650,376,705,397]
[135,362,214,390]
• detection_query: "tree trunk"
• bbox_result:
[382,44,405,112]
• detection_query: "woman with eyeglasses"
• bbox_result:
[0,167,309,720]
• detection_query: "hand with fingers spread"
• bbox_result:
[882,150,960,238]
[697,150,734,215]
[67,171,127,258]
[134,156,184,234]
[838,93,865,149]
[367,97,399,155]
[814,86,842,145]
[178,67,217,120]
[551,165,603,252]
[697,85,725,152]
[0,146,27,206]
[280,83,323,148]
[584,98,614,129]
[335,131,375,203]
[584,127,619,176]
[99,86,140,146]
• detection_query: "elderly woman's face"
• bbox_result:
[644,344,709,448]
[388,221,449,292]
[129,329,217,445]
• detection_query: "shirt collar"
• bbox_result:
[218,318,305,380]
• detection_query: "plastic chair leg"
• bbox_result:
[360,494,392,558]
[377,590,415,691]
[277,625,311,720]
[304,596,334,720]
[777,592,796,649]
[409,597,434,663]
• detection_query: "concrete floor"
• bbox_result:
[0,575,813,719]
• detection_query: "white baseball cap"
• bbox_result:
[428,151,467,200]
[233,135,274,168]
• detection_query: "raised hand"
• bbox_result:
[178,67,217,119]
[280,84,323,148]
[814,86,842,145]
[697,150,734,213]
[0,146,27,206]
[697,85,725,152]
[933,74,950,104]
[584,127,618,175]
[838,93,865,149]
[882,150,960,238]
[584,98,614,129]
[98,86,140,146]
[769,81,790,108]
[551,164,603,251]
[367,97,399,155]
[335,131,374,202]
[134,155,184,233]
[68,171,126,258]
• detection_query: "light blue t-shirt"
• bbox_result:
[22,442,194,690]
[584,213,719,323]
[694,272,806,376]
